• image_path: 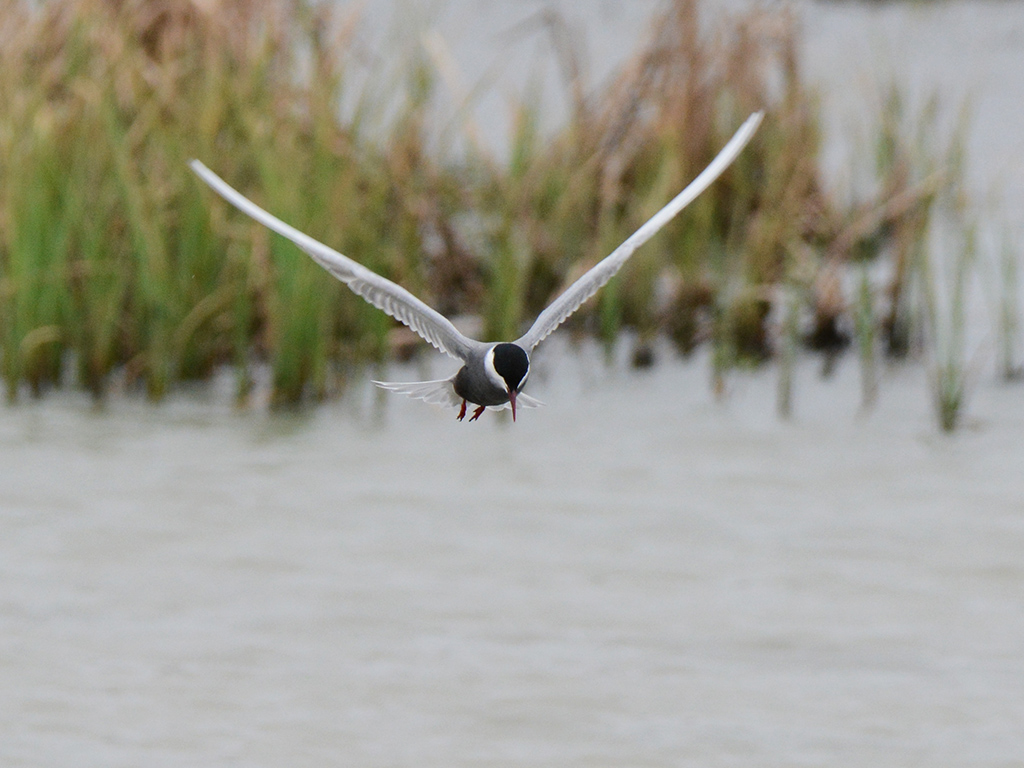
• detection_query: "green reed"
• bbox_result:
[995,230,1022,382]
[0,0,972,416]
[921,217,976,433]
[853,261,878,410]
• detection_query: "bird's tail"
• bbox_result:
[493,392,545,411]
[372,378,545,411]
[372,377,462,408]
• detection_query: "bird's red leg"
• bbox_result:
[457,400,467,421]
[468,405,486,421]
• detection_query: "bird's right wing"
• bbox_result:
[191,161,478,362]
[515,111,763,352]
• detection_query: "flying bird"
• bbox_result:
[191,111,762,422]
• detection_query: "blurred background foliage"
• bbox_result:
[0,0,970,414]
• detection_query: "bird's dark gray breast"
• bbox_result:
[453,364,508,407]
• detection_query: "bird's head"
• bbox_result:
[486,343,530,421]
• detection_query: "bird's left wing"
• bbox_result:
[190,160,478,362]
[515,111,763,352]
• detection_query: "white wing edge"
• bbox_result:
[515,110,764,351]
[190,160,477,362]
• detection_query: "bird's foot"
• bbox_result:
[457,400,467,421]
[468,405,486,422]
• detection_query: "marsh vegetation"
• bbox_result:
[0,0,1014,430]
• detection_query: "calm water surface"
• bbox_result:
[4,2,1024,766]
[2,343,1024,767]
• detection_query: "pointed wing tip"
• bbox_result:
[738,111,765,143]
[189,159,223,190]
[732,111,764,145]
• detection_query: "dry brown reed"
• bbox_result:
[0,0,962,411]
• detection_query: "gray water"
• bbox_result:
[3,342,1024,766]
[4,2,1024,766]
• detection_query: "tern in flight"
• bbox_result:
[191,111,762,422]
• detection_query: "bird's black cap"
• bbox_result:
[492,343,529,391]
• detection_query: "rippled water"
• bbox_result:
[3,340,1024,766]
[4,2,1024,766]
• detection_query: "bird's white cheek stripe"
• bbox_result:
[483,347,504,389]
